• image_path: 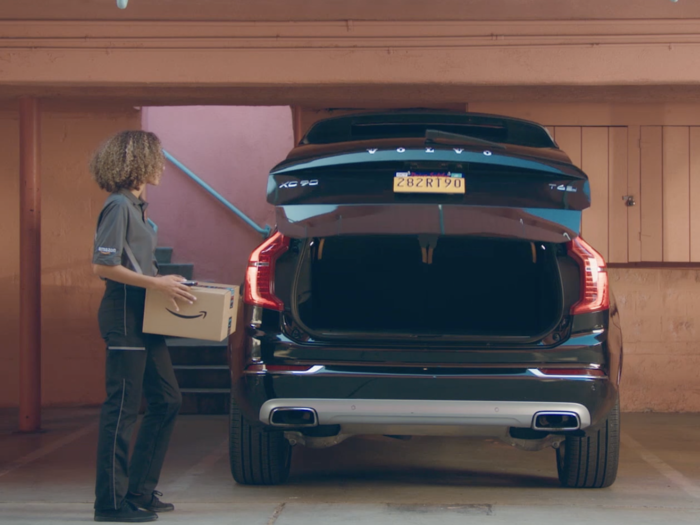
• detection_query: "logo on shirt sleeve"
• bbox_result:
[98,247,117,255]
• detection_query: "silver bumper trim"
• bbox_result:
[260,399,591,429]
[244,366,605,380]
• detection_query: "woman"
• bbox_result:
[90,131,196,523]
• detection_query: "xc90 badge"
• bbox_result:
[279,180,319,189]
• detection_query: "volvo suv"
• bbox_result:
[227,110,622,489]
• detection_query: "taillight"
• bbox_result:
[567,237,610,315]
[244,232,289,311]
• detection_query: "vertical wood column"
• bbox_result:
[627,126,642,262]
[19,97,42,432]
[608,127,629,264]
[581,127,610,260]
[640,126,663,262]
[291,106,304,146]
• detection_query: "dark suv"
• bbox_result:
[228,111,622,489]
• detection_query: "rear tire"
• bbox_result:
[229,394,292,485]
[556,398,620,488]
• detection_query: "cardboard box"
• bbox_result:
[143,283,240,341]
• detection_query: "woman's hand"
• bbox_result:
[92,265,198,311]
[151,275,198,311]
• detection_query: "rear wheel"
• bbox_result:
[229,394,292,485]
[556,398,620,488]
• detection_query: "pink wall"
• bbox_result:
[143,106,294,285]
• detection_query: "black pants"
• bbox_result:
[94,281,182,511]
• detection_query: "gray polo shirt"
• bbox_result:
[93,189,158,277]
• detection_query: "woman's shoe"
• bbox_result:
[94,500,158,522]
[126,491,174,513]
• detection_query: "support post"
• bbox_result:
[291,106,303,146]
[19,97,41,432]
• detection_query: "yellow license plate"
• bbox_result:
[393,176,465,194]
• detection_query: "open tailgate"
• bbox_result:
[269,143,589,243]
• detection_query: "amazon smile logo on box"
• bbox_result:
[166,309,207,319]
[143,283,240,342]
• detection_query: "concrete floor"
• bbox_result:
[1,409,699,524]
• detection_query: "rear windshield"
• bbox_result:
[303,113,556,149]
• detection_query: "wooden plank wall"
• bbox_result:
[549,125,700,263]
[636,126,700,262]
[471,103,700,266]
[609,128,629,263]
[628,127,642,263]
[552,126,628,263]
[691,128,700,262]
[662,127,690,262]
[640,126,663,262]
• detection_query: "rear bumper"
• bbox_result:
[230,309,622,434]
[232,367,618,433]
[259,398,591,429]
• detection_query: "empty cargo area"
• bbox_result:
[294,236,565,338]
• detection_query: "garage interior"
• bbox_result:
[2,0,700,523]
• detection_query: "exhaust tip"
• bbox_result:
[533,412,580,431]
[270,408,318,427]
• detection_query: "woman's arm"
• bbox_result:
[92,264,197,311]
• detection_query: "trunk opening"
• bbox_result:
[292,235,565,341]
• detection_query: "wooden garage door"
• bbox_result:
[547,126,700,264]
[636,126,700,263]
[548,126,628,263]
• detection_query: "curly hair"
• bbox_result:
[90,130,165,193]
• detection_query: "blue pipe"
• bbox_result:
[163,150,271,238]
[117,0,128,9]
